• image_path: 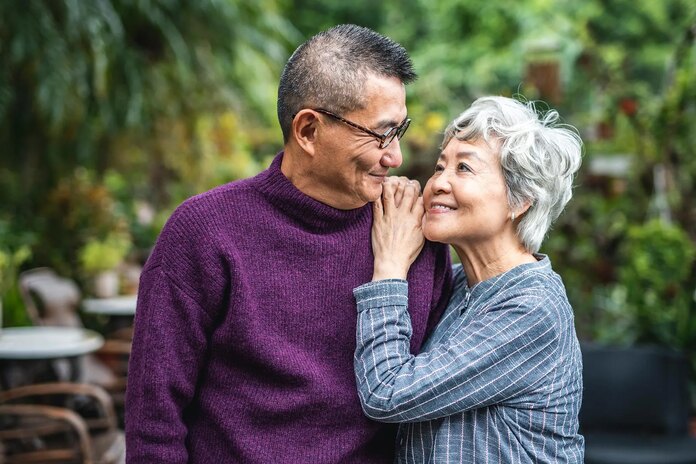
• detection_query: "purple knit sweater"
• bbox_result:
[125,152,452,463]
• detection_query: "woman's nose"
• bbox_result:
[429,170,452,194]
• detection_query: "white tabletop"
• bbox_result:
[0,326,105,360]
[82,295,137,316]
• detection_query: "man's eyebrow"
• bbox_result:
[374,116,407,131]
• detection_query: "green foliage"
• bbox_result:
[588,219,696,349]
[281,0,384,37]
[0,246,31,297]
[1,284,30,328]
[0,0,297,140]
[37,169,130,280]
[544,186,635,337]
[78,233,132,274]
[385,0,583,112]
[617,220,695,348]
[622,221,695,294]
[0,0,297,280]
[0,222,33,327]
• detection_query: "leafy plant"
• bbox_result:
[0,0,298,277]
[593,220,696,349]
[623,220,695,346]
[38,169,130,280]
[0,247,31,295]
[0,245,32,328]
[78,234,132,274]
[0,219,35,327]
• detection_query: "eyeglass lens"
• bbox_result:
[381,119,410,148]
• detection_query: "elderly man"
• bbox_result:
[125,24,451,463]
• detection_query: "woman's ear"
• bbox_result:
[291,109,320,156]
[512,200,533,220]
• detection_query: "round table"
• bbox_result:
[82,296,137,316]
[0,326,105,389]
[0,327,104,359]
[82,296,137,336]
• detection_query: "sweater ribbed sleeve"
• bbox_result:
[126,199,228,463]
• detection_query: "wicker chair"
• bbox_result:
[17,268,131,411]
[0,382,125,463]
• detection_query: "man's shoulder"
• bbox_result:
[186,176,260,209]
[409,241,452,292]
[172,173,267,221]
[421,239,449,256]
[417,240,451,270]
[154,174,266,245]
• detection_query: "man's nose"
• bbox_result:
[380,140,403,169]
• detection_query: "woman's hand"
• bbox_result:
[371,177,425,281]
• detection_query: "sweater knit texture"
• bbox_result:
[125,152,452,463]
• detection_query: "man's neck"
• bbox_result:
[280,147,363,210]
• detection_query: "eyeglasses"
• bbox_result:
[313,108,411,149]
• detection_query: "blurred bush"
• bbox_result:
[0,221,33,327]
[0,0,298,287]
[592,220,696,347]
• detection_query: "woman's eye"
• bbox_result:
[434,164,444,172]
[457,163,471,172]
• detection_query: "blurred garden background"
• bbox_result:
[1,0,695,400]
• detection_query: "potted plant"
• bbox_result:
[592,219,696,409]
[78,233,132,298]
[0,245,32,328]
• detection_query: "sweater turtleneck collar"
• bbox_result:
[255,151,371,231]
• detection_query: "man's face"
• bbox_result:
[312,75,407,210]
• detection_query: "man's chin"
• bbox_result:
[366,184,383,203]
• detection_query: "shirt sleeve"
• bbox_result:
[125,203,227,463]
[353,279,559,423]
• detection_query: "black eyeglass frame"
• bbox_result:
[312,108,411,149]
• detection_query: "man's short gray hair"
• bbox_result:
[442,96,582,253]
[277,24,416,143]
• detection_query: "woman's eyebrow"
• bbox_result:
[438,150,485,164]
[456,151,484,163]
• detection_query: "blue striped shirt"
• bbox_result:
[354,255,584,463]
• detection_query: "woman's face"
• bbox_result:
[423,137,511,247]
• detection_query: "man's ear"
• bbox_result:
[292,109,320,156]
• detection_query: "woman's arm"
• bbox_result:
[354,281,560,423]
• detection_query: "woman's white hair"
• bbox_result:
[442,96,582,253]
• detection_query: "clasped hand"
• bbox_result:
[371,176,425,281]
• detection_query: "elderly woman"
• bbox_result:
[354,96,584,463]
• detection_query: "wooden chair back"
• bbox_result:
[18,268,82,328]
